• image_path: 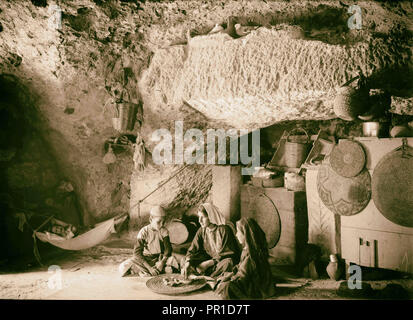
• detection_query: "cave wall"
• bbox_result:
[0,1,411,230]
[0,74,83,261]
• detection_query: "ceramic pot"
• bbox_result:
[284,172,305,191]
[326,254,343,281]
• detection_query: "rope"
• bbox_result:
[27,215,54,267]
[32,234,43,267]
[130,163,191,215]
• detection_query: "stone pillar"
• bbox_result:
[211,165,241,222]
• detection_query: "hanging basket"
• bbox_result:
[333,75,369,121]
[284,128,311,168]
[112,102,138,132]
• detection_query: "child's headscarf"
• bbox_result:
[236,217,269,263]
[199,202,237,235]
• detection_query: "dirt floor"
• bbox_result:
[1,237,412,300]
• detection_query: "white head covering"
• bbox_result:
[200,203,237,235]
[201,203,226,225]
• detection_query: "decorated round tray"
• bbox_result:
[146,273,207,296]
[330,140,366,178]
[317,161,371,216]
[252,193,281,249]
[372,144,413,227]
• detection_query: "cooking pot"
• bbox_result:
[284,172,305,192]
[362,122,380,137]
[362,121,390,138]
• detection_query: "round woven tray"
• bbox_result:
[251,193,281,249]
[372,144,413,227]
[146,274,207,296]
[317,161,371,216]
[330,140,366,178]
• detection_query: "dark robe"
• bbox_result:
[185,223,240,278]
[215,218,276,299]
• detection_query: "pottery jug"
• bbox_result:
[326,254,343,281]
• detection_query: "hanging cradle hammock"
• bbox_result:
[32,214,128,265]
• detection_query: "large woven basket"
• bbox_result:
[284,128,311,168]
[146,274,207,296]
[333,86,368,121]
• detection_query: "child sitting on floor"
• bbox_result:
[119,206,179,277]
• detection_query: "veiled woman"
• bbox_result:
[181,203,240,279]
[215,217,276,299]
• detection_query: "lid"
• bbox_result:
[251,193,281,249]
[317,162,371,216]
[372,142,413,227]
[330,140,366,178]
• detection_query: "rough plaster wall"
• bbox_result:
[0,1,140,225]
[0,0,411,228]
[129,164,212,225]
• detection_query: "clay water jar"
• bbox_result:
[326,254,343,281]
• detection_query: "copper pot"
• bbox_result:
[362,122,380,137]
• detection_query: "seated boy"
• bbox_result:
[119,206,179,277]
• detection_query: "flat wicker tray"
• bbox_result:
[317,161,371,216]
[372,144,413,227]
[146,274,207,296]
[330,140,366,178]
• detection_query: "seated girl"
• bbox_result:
[181,203,240,279]
[215,217,276,299]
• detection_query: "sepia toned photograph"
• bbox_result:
[0,0,412,303]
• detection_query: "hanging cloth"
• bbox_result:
[34,218,116,251]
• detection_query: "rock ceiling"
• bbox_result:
[140,26,410,131]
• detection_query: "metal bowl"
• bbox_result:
[362,122,380,137]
